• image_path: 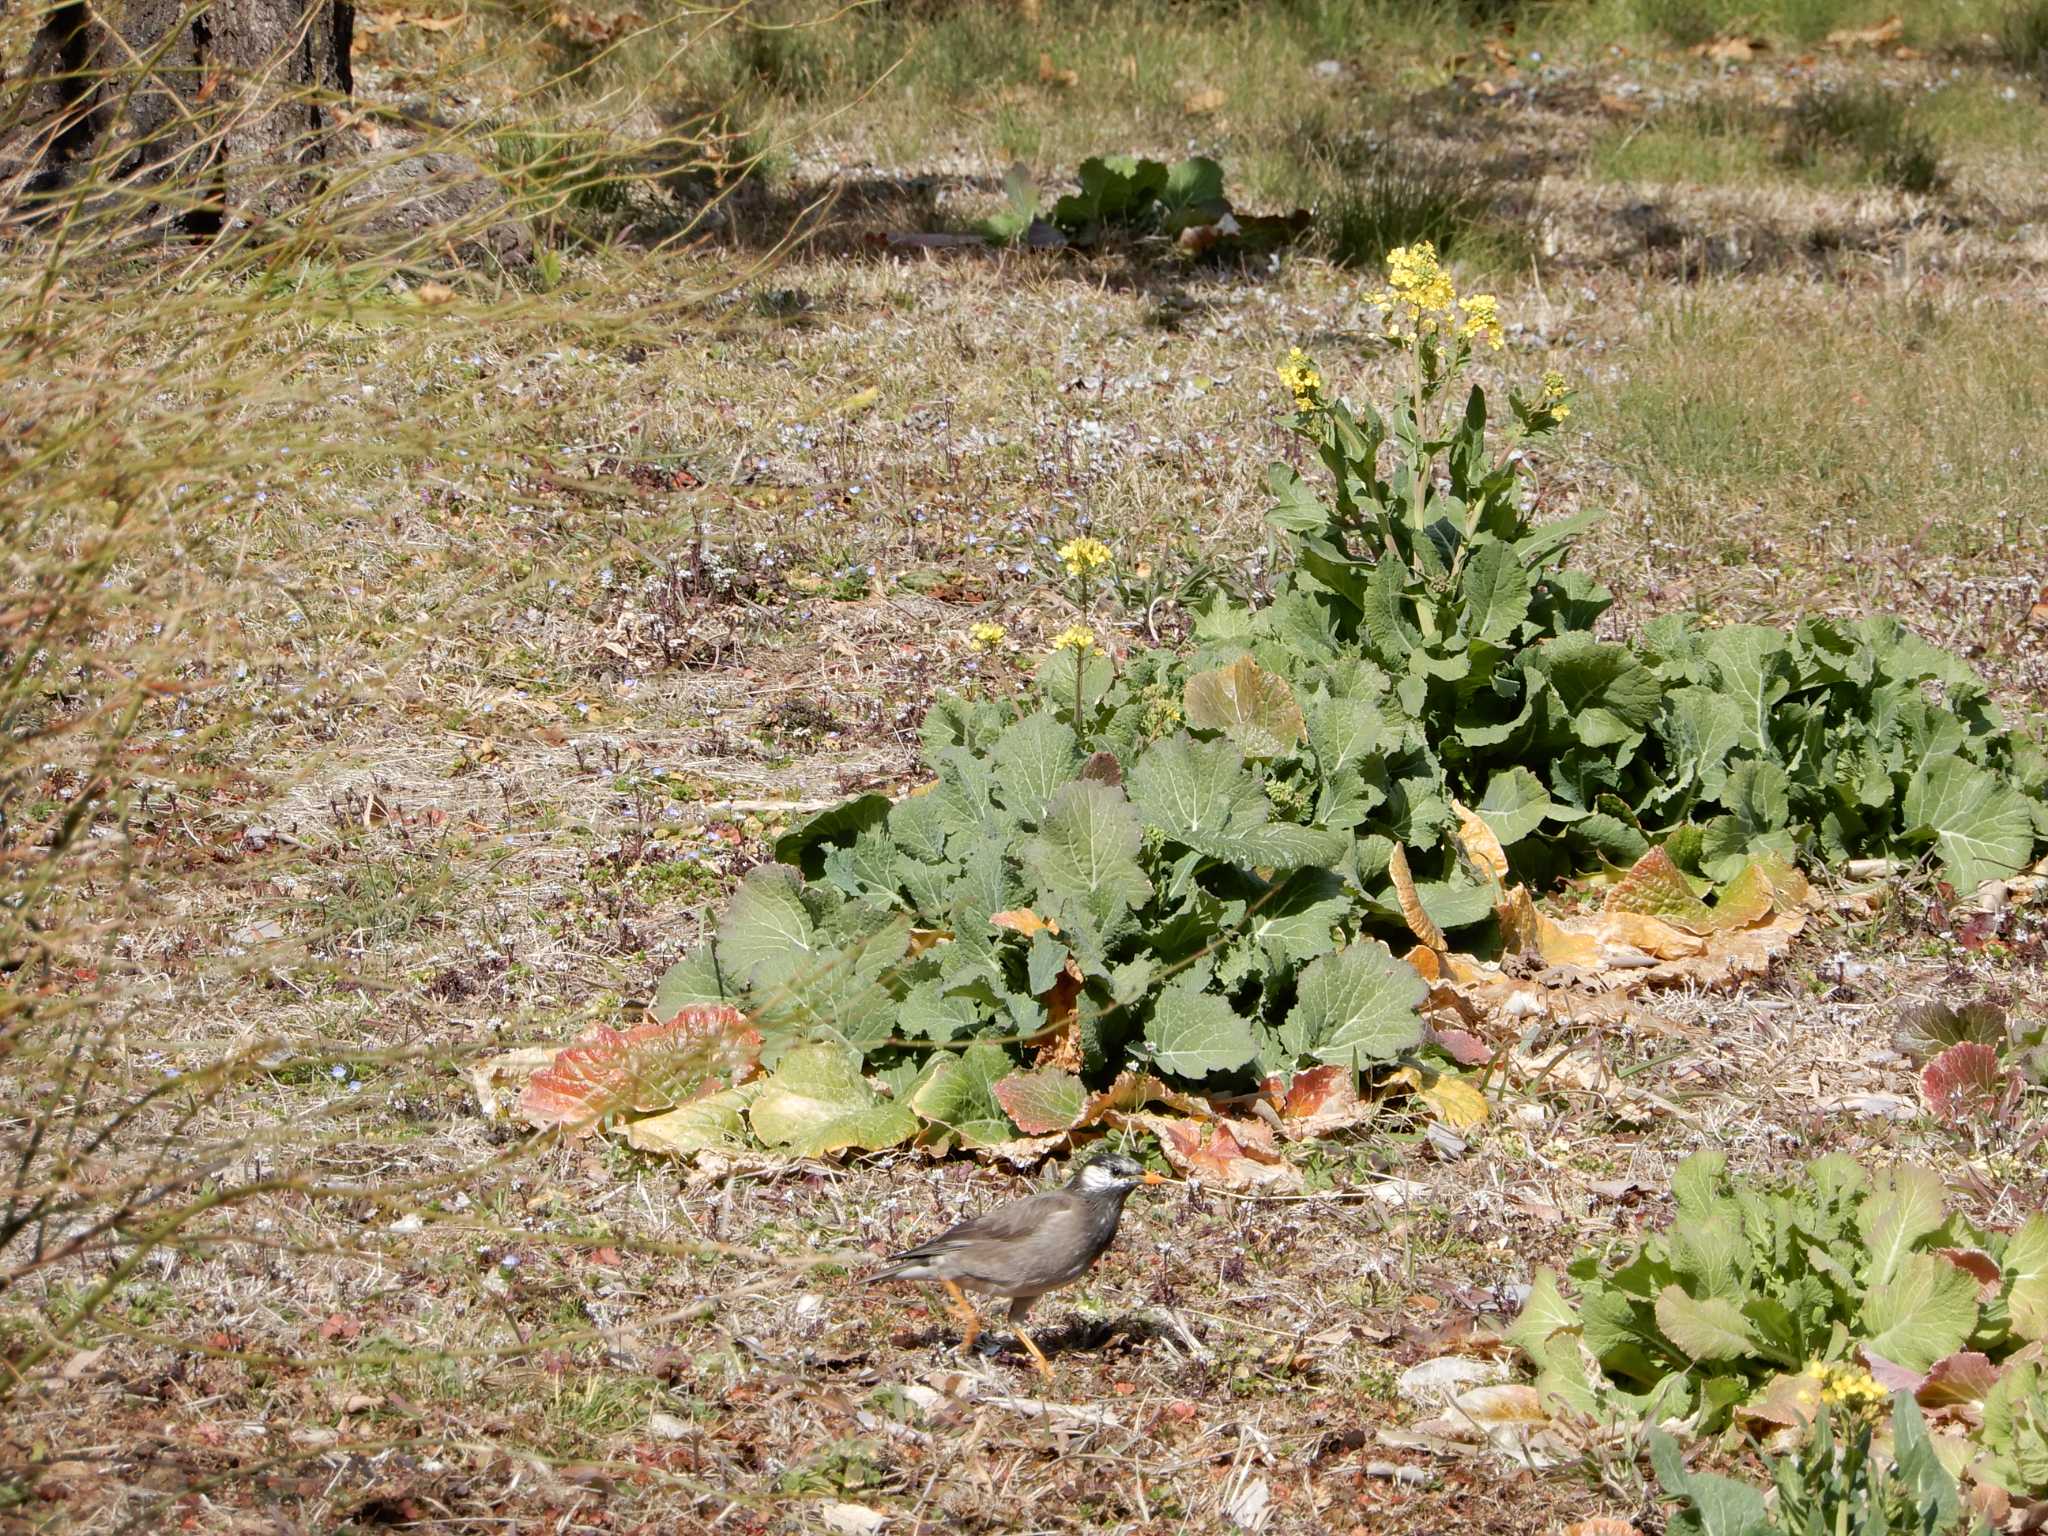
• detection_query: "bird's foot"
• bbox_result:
[1013,1330,1056,1384]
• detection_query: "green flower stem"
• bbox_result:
[1075,567,1093,740]
[1409,332,1428,538]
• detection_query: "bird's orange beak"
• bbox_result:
[1142,1171,1168,1185]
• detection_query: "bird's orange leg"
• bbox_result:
[1014,1328,1055,1383]
[941,1278,980,1353]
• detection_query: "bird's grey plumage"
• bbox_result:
[867,1151,1156,1306]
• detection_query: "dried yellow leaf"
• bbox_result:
[1450,798,1510,882]
[1389,843,1448,954]
[1391,1066,1489,1129]
[990,908,1059,938]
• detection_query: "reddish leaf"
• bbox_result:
[518,1004,761,1136]
[318,1314,362,1343]
[1127,1112,1301,1191]
[1936,1247,2003,1299]
[1859,1349,1926,1394]
[1919,1042,2016,1126]
[1260,1065,1373,1138]
[1078,752,1123,786]
[1428,1026,1492,1067]
[1074,1070,1215,1127]
[1953,911,2000,951]
[991,1068,1086,1135]
[1918,1351,2001,1409]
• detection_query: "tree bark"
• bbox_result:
[2,0,354,228]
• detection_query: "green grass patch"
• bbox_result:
[493,125,638,242]
[1262,105,1509,268]
[1591,97,1778,184]
[1999,0,2048,75]
[1594,88,1951,192]
[1626,0,1983,45]
[1598,294,2048,558]
[1315,155,1506,268]
[1912,77,2048,154]
[1783,83,1944,191]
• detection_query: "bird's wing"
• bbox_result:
[878,1189,1067,1265]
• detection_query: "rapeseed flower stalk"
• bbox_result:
[1053,537,1114,737]
[1051,624,1103,742]
[1276,245,1574,625]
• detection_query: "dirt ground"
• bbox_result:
[6,3,2048,1530]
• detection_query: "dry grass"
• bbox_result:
[5,0,2047,1530]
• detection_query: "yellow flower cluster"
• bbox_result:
[1275,347,1322,410]
[1542,368,1571,419]
[1050,625,1101,656]
[1458,292,1504,350]
[1365,241,1509,349]
[1368,241,1456,321]
[967,621,1007,651]
[1809,1360,1889,1409]
[1056,536,1113,577]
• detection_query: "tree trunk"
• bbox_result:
[2,0,354,229]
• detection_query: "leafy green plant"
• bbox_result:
[1978,1361,2048,1498]
[1267,246,2044,899]
[1892,997,2046,1131]
[982,154,1305,255]
[1511,1150,2048,1448]
[596,248,2044,1156]
[1053,153,1176,234]
[980,162,1049,243]
[1651,1394,1982,1536]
